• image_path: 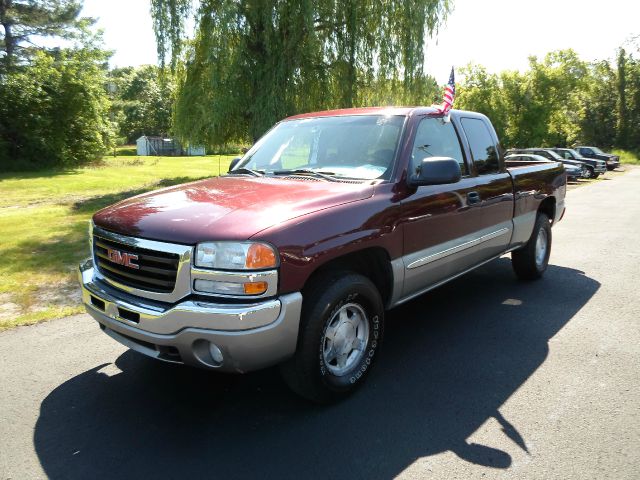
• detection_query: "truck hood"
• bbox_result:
[562,159,583,167]
[92,176,374,244]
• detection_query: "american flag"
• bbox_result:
[436,67,455,114]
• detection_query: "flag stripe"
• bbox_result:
[431,67,455,114]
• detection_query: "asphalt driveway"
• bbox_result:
[1,169,638,479]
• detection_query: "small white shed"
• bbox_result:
[136,136,206,156]
[136,136,147,156]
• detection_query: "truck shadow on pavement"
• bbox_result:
[34,259,600,479]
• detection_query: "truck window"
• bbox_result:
[460,118,500,175]
[410,118,467,176]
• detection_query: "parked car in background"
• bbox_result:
[575,146,620,171]
[551,148,606,178]
[504,153,554,168]
[506,148,582,180]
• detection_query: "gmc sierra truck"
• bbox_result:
[79,107,566,402]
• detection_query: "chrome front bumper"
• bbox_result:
[79,259,302,373]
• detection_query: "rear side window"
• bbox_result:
[411,118,467,176]
[460,118,500,175]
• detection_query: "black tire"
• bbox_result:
[582,166,595,179]
[280,271,384,403]
[593,172,600,179]
[511,213,552,280]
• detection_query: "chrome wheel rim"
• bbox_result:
[535,228,548,268]
[583,166,592,178]
[322,303,369,375]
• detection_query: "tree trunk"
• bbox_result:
[616,49,628,148]
[0,0,15,71]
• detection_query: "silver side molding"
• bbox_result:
[406,228,510,270]
[390,248,515,308]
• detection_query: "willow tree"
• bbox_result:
[150,0,451,145]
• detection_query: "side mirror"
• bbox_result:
[228,157,241,172]
[409,157,461,187]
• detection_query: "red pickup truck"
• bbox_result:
[79,107,566,402]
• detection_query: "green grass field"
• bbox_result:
[0,154,235,330]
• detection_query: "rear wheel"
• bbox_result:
[280,271,384,403]
[511,213,552,280]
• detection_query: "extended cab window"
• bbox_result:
[411,118,467,176]
[460,118,500,175]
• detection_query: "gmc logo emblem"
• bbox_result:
[107,248,139,269]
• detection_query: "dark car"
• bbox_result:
[506,148,582,180]
[504,153,553,167]
[575,146,620,171]
[550,148,606,178]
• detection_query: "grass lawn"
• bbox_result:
[0,153,235,330]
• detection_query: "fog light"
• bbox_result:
[209,343,224,365]
[194,279,268,296]
[194,279,245,295]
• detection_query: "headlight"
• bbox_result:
[194,242,277,270]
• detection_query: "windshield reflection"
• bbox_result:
[235,115,406,180]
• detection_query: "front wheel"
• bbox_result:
[582,166,594,179]
[511,213,552,280]
[280,272,384,403]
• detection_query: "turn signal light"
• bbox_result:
[243,281,268,295]
[245,244,277,269]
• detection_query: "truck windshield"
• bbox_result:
[544,150,563,160]
[589,147,605,154]
[236,115,405,180]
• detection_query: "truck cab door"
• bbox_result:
[398,116,513,302]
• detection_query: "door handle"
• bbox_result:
[467,191,481,205]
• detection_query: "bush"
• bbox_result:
[0,48,114,171]
[611,149,640,165]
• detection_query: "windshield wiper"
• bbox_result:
[226,167,264,177]
[273,169,340,182]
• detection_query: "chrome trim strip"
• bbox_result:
[406,228,510,270]
[191,268,279,298]
[391,248,512,308]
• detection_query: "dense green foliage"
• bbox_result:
[150,0,451,144]
[109,65,175,143]
[0,1,114,171]
[0,0,85,72]
[0,41,113,170]
[1,0,637,170]
[457,48,640,150]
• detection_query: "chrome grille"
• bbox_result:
[93,234,179,293]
